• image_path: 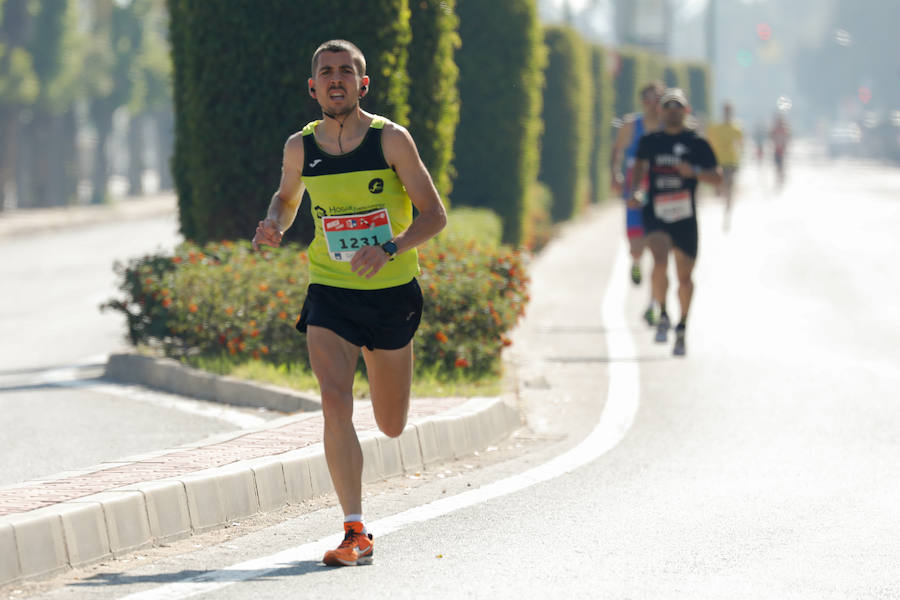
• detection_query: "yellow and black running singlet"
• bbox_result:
[302,116,419,290]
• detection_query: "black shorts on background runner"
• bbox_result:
[642,210,699,259]
[296,278,423,350]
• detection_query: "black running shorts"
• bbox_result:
[295,279,424,350]
[642,208,699,259]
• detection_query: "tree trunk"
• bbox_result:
[154,108,175,191]
[0,109,21,211]
[90,103,114,205]
[46,109,79,206]
[127,112,144,195]
[28,112,54,207]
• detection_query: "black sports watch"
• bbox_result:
[380,239,398,257]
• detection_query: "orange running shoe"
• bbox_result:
[322,521,374,567]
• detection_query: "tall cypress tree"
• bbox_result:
[169,0,411,243]
[453,0,545,245]
[406,0,460,201]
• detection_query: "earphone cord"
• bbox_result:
[322,110,346,153]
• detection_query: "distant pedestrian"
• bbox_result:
[252,39,447,566]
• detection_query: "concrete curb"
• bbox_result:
[104,353,322,413]
[0,396,520,586]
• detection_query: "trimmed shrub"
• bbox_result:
[168,1,411,243]
[453,0,545,245]
[590,44,615,204]
[539,25,592,222]
[663,61,689,91]
[687,61,712,119]
[103,212,528,379]
[613,48,646,119]
[407,0,460,201]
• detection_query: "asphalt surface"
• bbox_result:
[0,197,284,487]
[7,149,900,598]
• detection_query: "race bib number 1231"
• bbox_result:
[322,208,393,261]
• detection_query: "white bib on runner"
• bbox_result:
[653,190,693,223]
[322,208,394,261]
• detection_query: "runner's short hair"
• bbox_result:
[640,81,665,100]
[311,40,367,77]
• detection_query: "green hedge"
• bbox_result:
[407,0,460,201]
[539,25,592,222]
[687,61,712,118]
[102,227,528,379]
[590,44,615,204]
[168,0,411,243]
[613,48,650,119]
[453,0,545,245]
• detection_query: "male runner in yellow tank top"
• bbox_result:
[252,39,447,567]
[707,101,743,230]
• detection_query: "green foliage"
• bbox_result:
[168,0,412,243]
[437,206,502,247]
[453,0,545,245]
[407,0,460,201]
[663,61,689,91]
[538,25,592,223]
[589,44,615,204]
[103,215,529,379]
[613,48,644,119]
[687,62,712,118]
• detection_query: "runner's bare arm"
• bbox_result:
[627,158,648,209]
[610,119,634,189]
[349,123,447,278]
[253,134,306,250]
[675,162,723,186]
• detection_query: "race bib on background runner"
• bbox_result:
[653,190,693,223]
[322,208,393,261]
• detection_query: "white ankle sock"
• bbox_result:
[344,514,366,534]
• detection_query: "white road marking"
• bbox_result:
[31,355,270,430]
[118,242,640,600]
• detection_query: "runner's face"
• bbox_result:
[310,51,367,117]
[642,91,661,114]
[662,101,686,128]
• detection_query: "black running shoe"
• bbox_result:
[655,313,671,343]
[673,324,686,356]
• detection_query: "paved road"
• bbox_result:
[0,200,280,487]
[12,150,900,598]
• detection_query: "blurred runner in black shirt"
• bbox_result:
[628,88,722,356]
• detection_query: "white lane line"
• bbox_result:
[34,356,270,430]
[119,242,639,600]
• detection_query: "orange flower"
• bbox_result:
[225,306,234,315]
[261,345,269,354]
[435,331,449,344]
[161,298,172,308]
[501,336,513,347]
[161,288,170,296]
[249,320,257,327]
[172,256,182,264]
[250,329,259,338]
[259,283,269,291]
[144,277,153,285]
[278,310,288,319]
[188,303,198,313]
[454,357,469,368]
[276,290,286,298]
[238,341,246,351]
